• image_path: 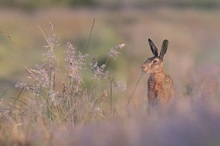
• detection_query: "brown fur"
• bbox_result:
[148,71,174,104]
[142,39,174,105]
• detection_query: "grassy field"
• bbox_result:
[0,7,220,145]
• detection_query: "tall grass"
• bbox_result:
[0,23,126,128]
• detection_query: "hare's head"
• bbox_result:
[141,39,169,74]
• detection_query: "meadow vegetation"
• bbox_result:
[0,5,220,146]
[0,0,219,10]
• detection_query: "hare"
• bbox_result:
[141,39,174,106]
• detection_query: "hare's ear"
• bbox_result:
[159,39,169,59]
[148,39,158,57]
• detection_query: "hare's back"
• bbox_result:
[157,75,174,103]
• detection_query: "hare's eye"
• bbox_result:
[153,60,157,64]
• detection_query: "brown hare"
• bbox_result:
[141,39,174,106]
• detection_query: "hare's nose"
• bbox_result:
[141,65,145,70]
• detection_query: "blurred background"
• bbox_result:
[0,0,220,107]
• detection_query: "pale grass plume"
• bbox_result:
[65,42,88,91]
[108,43,126,59]
[90,43,126,80]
